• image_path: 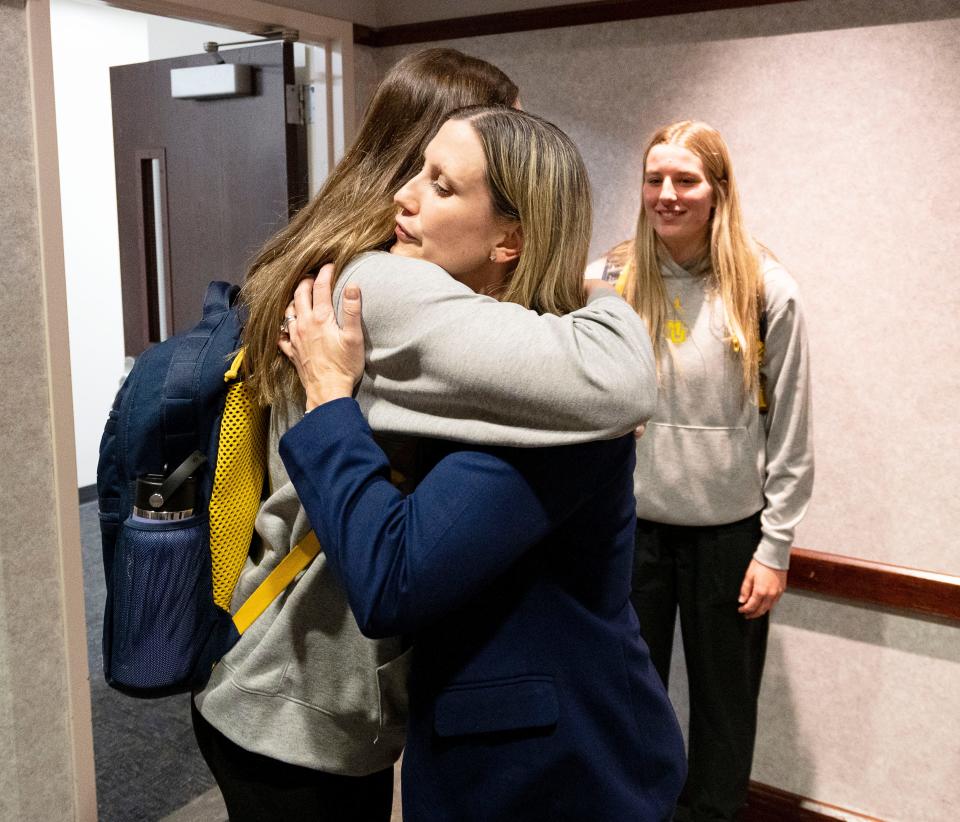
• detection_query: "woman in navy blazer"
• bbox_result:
[279,107,686,821]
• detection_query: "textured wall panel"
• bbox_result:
[367,2,960,818]
[0,579,22,822]
[372,0,960,574]
[0,3,79,820]
[354,43,380,126]
[758,593,960,820]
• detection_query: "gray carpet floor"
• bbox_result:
[81,501,219,821]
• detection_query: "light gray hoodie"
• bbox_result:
[194,251,657,774]
[588,251,814,570]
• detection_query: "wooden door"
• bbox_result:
[111,42,307,356]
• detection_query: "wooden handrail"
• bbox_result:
[788,548,960,622]
[745,780,883,821]
[354,0,810,47]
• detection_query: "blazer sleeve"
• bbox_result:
[333,253,656,447]
[279,398,597,638]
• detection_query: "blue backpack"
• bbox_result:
[96,282,266,697]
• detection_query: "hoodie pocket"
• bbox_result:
[635,423,763,525]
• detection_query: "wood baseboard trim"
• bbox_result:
[745,781,883,821]
[788,548,960,622]
[354,0,809,47]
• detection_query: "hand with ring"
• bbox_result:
[277,263,365,412]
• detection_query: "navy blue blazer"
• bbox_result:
[280,399,685,821]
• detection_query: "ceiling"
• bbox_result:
[263,0,605,29]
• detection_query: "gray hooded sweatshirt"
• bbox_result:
[194,251,657,775]
[588,251,814,570]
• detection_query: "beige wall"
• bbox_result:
[354,42,380,125]
[371,0,960,574]
[367,1,960,818]
[265,0,378,27]
[0,1,96,819]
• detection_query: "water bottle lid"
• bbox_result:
[135,473,196,514]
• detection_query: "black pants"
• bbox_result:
[191,701,394,822]
[631,514,768,822]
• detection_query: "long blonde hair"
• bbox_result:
[623,120,764,393]
[450,107,591,316]
[242,49,518,406]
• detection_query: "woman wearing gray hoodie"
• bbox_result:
[586,120,814,822]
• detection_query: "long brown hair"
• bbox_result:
[623,120,764,393]
[449,107,590,316]
[242,49,518,406]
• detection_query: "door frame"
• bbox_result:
[101,0,357,139]
[24,1,356,818]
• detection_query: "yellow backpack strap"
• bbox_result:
[757,291,769,414]
[218,346,324,634]
[224,348,246,381]
[232,531,322,634]
[614,263,629,296]
[210,345,270,612]
[598,239,633,296]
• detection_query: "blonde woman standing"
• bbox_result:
[588,121,814,821]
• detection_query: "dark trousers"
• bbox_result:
[191,701,394,822]
[631,514,768,822]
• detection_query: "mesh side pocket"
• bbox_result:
[209,379,267,610]
[108,516,218,691]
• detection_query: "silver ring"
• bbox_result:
[280,315,297,334]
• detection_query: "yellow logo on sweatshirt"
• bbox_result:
[666,295,687,343]
[666,320,687,344]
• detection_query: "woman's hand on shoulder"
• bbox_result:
[737,558,787,619]
[278,264,365,412]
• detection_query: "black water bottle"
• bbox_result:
[132,474,196,520]
[131,451,206,521]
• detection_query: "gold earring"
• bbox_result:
[489,252,497,262]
